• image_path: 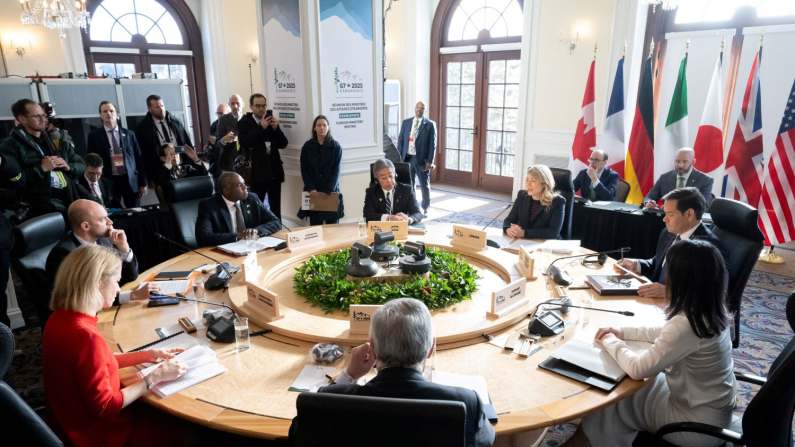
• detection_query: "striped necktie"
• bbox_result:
[385,191,392,215]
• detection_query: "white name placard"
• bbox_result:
[349,304,382,335]
[245,279,284,321]
[241,250,259,283]
[287,227,324,252]
[450,225,487,251]
[367,221,408,242]
[515,245,537,280]
[487,277,528,318]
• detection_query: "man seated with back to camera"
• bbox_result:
[363,158,422,224]
[79,153,121,209]
[153,143,208,189]
[289,298,496,447]
[195,172,281,247]
[614,187,728,298]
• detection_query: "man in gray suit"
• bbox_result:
[217,94,245,172]
[643,148,714,208]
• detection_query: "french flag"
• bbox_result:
[602,57,626,177]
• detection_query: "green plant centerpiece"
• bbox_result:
[293,244,481,313]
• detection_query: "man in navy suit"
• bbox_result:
[195,172,281,247]
[616,188,728,298]
[396,101,437,214]
[572,149,619,201]
[78,153,121,209]
[363,158,422,224]
[87,101,147,207]
[290,298,495,447]
[643,148,714,208]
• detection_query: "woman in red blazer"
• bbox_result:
[42,244,187,447]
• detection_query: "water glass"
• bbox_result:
[358,217,367,237]
[245,233,258,253]
[193,274,205,299]
[537,248,552,274]
[423,337,437,379]
[582,294,594,325]
[234,317,250,352]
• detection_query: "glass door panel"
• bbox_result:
[479,51,520,192]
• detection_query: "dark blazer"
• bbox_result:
[363,182,422,223]
[639,223,729,283]
[208,118,222,177]
[195,193,281,247]
[153,159,208,188]
[314,368,495,447]
[0,154,25,250]
[396,116,437,164]
[86,125,147,194]
[216,113,242,173]
[135,111,192,183]
[46,232,139,292]
[644,168,714,206]
[572,166,619,201]
[77,175,121,209]
[502,192,566,240]
[237,113,289,184]
[297,138,344,221]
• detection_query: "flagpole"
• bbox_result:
[759,247,785,264]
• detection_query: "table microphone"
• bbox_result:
[272,216,291,251]
[479,204,512,249]
[154,233,233,290]
[546,247,631,286]
[174,293,237,343]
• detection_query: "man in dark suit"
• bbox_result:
[216,94,245,173]
[616,187,728,298]
[237,93,288,219]
[643,148,714,208]
[396,101,437,214]
[363,158,422,223]
[87,101,147,207]
[290,298,495,447]
[207,103,230,178]
[135,94,194,188]
[572,149,619,201]
[153,143,208,189]
[0,153,25,327]
[43,200,159,326]
[79,153,121,209]
[195,172,281,247]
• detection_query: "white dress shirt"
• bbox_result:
[74,233,135,304]
[675,168,693,189]
[629,222,702,272]
[222,195,240,232]
[84,174,104,203]
[104,125,120,150]
[155,118,176,145]
[379,187,414,224]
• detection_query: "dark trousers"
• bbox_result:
[251,180,282,220]
[308,213,338,226]
[407,155,431,211]
[111,175,139,208]
[0,248,10,327]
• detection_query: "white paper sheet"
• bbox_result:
[431,370,490,405]
[139,280,191,294]
[288,365,336,392]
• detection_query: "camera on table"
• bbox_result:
[371,231,399,262]
[398,241,431,274]
[347,242,378,277]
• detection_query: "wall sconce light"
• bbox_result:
[4,35,33,57]
[558,27,582,54]
[249,45,259,63]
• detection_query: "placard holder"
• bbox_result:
[349,304,382,335]
[286,227,325,253]
[486,278,528,319]
[450,225,487,251]
[367,221,408,242]
[245,279,284,321]
[240,250,261,284]
[514,245,537,280]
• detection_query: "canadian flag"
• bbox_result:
[568,60,596,173]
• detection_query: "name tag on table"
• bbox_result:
[287,227,324,252]
[451,225,487,251]
[245,279,284,321]
[367,221,408,242]
[487,278,528,319]
[241,251,259,283]
[349,304,382,335]
[515,245,537,280]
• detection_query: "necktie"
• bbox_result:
[234,202,246,232]
[108,129,126,176]
[409,119,420,154]
[160,120,171,143]
[92,182,103,205]
[589,183,596,201]
[677,176,685,189]
[385,191,392,215]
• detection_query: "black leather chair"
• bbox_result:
[369,161,411,188]
[709,197,765,348]
[10,213,66,329]
[291,393,466,447]
[0,323,64,446]
[382,132,402,164]
[616,178,631,203]
[165,176,215,249]
[550,167,574,240]
[633,292,795,447]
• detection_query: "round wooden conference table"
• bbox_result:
[99,222,663,445]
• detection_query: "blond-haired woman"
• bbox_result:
[502,165,566,240]
[43,244,187,447]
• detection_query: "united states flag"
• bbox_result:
[758,78,795,245]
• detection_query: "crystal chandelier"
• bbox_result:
[19,0,91,35]
[647,0,680,12]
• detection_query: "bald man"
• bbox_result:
[208,103,231,177]
[44,200,158,325]
[643,148,714,208]
[217,94,245,172]
[397,101,437,214]
[572,149,619,201]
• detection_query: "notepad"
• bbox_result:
[431,370,498,422]
[289,365,336,392]
[548,339,651,382]
[216,237,283,256]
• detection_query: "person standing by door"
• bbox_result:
[396,101,437,217]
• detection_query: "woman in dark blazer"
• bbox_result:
[297,115,344,225]
[502,165,566,240]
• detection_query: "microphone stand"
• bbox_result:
[175,294,237,343]
[479,204,512,248]
[546,247,631,286]
[154,233,233,290]
[175,293,237,317]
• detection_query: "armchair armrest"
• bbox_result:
[654,422,743,446]
[734,371,766,386]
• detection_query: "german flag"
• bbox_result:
[625,53,655,204]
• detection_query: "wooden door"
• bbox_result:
[479,51,520,192]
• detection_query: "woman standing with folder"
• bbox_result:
[297,115,344,225]
[565,239,736,447]
[42,245,188,447]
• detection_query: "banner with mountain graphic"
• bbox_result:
[318,0,376,147]
[261,0,306,144]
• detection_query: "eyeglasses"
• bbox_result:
[588,158,605,163]
[26,114,47,120]
[215,112,225,116]
[252,104,267,109]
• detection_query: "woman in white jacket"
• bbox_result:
[565,239,736,447]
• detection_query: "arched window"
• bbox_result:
[83,0,209,148]
[676,0,795,24]
[447,0,523,41]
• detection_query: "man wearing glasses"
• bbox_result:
[571,149,619,202]
[0,99,87,218]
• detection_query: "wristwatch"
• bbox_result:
[143,375,155,390]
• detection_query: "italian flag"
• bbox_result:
[659,54,689,166]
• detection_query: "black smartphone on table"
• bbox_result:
[147,298,180,307]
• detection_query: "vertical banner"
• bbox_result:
[318,0,375,147]
[261,0,306,144]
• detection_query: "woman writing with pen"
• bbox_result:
[42,245,189,447]
[564,239,736,447]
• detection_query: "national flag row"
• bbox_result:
[568,41,795,245]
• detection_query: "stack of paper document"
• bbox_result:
[431,370,498,422]
[217,237,284,256]
[136,334,227,398]
[289,365,336,392]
